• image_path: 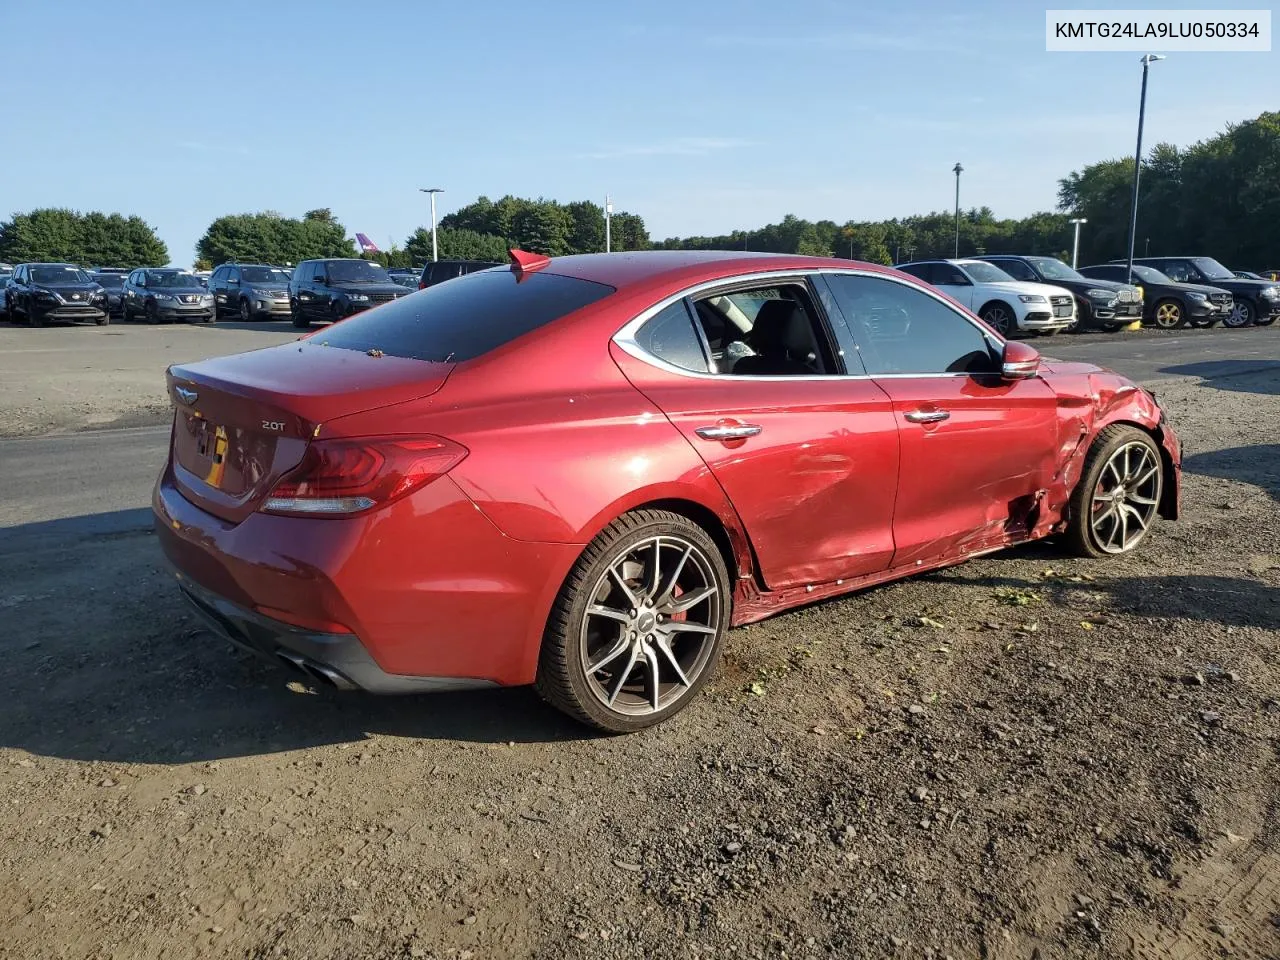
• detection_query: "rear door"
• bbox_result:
[823,271,1059,568]
[612,273,900,590]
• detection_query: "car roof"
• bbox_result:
[541,250,901,293]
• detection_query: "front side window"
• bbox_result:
[634,301,709,373]
[824,274,997,376]
[1157,260,1195,283]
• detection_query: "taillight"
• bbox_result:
[262,435,468,516]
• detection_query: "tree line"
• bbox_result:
[3,111,1274,271]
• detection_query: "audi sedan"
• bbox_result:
[154,251,1181,732]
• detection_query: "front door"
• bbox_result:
[613,276,900,590]
[823,271,1059,568]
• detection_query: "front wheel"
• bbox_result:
[144,301,160,325]
[979,302,1015,337]
[239,298,252,322]
[1066,425,1163,558]
[1224,299,1255,328]
[1152,299,1187,329]
[535,509,730,733]
[1256,312,1276,326]
[290,300,309,328]
[95,313,110,326]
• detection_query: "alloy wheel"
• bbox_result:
[579,535,721,717]
[1090,441,1161,554]
[1153,301,1183,329]
[240,299,251,321]
[982,305,1013,336]
[1224,301,1254,327]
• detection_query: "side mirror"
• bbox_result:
[1001,339,1041,381]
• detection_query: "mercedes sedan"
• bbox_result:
[154,251,1181,732]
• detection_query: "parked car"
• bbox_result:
[893,258,1075,336]
[154,251,1181,732]
[1078,263,1231,329]
[418,259,503,289]
[208,263,292,321]
[1235,269,1280,282]
[1120,256,1280,327]
[192,270,213,288]
[387,271,420,289]
[4,263,108,326]
[288,258,412,328]
[122,268,216,323]
[89,271,127,317]
[972,255,1142,332]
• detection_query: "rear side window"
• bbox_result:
[314,269,615,363]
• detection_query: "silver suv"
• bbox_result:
[209,263,293,321]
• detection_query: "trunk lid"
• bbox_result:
[166,341,454,523]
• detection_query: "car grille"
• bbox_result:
[1117,288,1140,302]
[1050,295,1074,318]
[1210,293,1232,306]
[180,294,202,304]
[368,292,402,304]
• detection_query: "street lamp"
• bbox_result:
[605,194,613,253]
[1069,217,1088,268]
[1124,54,1165,284]
[419,187,444,262]
[952,162,963,258]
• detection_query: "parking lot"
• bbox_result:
[2,320,1279,959]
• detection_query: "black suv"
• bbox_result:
[1078,263,1232,329]
[4,263,108,326]
[418,259,502,289]
[208,263,292,321]
[89,271,128,317]
[1119,256,1280,327]
[289,258,411,328]
[974,255,1143,332]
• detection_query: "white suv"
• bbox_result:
[895,259,1076,336]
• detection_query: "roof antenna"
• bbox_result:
[509,248,550,281]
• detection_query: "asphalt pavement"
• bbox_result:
[1,327,1277,546]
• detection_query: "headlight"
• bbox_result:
[34,289,58,301]
[152,292,173,301]
[1262,286,1279,299]
[346,293,369,302]
[1086,288,1115,300]
[1186,291,1207,301]
[1018,294,1046,304]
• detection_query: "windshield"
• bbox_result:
[326,260,390,283]
[962,261,1016,283]
[32,266,90,284]
[1129,265,1168,284]
[93,275,124,288]
[147,271,201,288]
[241,267,290,283]
[1192,257,1234,281]
[1027,257,1083,282]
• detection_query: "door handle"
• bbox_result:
[696,423,763,441]
[904,409,950,424]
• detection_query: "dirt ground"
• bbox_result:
[1,340,1279,958]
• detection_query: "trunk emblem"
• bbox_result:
[176,386,198,406]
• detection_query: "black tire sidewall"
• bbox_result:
[538,511,730,733]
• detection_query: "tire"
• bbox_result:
[28,300,45,328]
[1152,299,1187,329]
[1065,425,1163,559]
[1224,299,1255,328]
[144,300,160,325]
[95,312,109,326]
[535,509,730,733]
[239,298,252,322]
[290,300,309,329]
[979,302,1015,337]
[1256,312,1276,326]
[3,298,13,324]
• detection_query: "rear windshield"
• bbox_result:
[314,269,615,363]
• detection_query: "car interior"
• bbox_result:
[690,284,832,375]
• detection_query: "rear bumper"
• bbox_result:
[152,465,581,690]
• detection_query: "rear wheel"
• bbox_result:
[536,510,730,733]
[1152,299,1187,329]
[1066,425,1163,558]
[1224,299,1255,328]
[979,302,1015,337]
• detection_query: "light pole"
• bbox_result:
[1069,217,1088,268]
[604,194,613,253]
[419,187,444,262]
[1125,54,1164,284]
[952,162,963,258]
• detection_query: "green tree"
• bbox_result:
[0,208,167,267]
[197,210,353,266]
[405,227,511,264]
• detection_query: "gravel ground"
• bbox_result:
[1,339,1279,958]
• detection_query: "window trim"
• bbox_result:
[612,268,1005,382]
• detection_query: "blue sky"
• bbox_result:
[4,0,1274,265]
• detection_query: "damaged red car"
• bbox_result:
[154,251,1181,732]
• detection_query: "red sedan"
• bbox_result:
[154,251,1181,732]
